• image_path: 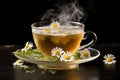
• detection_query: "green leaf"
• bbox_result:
[74,51,81,60]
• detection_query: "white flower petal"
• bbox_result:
[104,55,107,59]
[112,60,117,63]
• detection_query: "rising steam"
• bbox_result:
[41,0,86,25]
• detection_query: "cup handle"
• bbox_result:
[78,31,97,50]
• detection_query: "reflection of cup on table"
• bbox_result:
[31,21,97,56]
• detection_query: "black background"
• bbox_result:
[0,0,120,45]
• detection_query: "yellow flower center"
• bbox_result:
[52,23,58,29]
[82,51,89,57]
[54,50,60,55]
[16,60,21,63]
[64,55,70,60]
[106,57,112,62]
[44,29,51,33]
[25,44,29,49]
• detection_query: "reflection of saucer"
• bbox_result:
[15,48,100,70]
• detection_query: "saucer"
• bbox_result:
[15,48,100,70]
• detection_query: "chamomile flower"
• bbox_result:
[22,42,33,52]
[60,51,74,62]
[103,54,116,64]
[80,49,91,59]
[51,47,64,58]
[13,59,24,66]
[50,21,60,29]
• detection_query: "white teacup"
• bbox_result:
[31,21,97,56]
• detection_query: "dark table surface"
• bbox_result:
[0,44,120,80]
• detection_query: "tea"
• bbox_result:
[32,26,84,56]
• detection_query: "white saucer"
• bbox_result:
[15,48,100,70]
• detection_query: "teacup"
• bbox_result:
[31,21,97,56]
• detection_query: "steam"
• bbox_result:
[41,0,86,25]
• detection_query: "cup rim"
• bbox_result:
[31,21,85,30]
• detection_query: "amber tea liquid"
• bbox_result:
[32,26,84,56]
